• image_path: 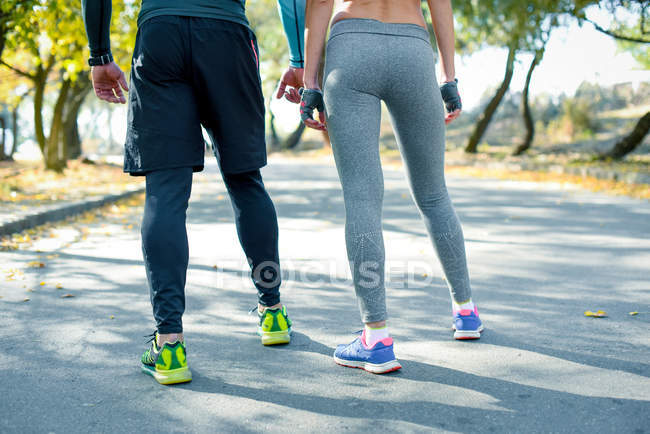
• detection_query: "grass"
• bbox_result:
[0,159,142,205]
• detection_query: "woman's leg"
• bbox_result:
[383,47,473,307]
[326,55,401,373]
[325,88,387,324]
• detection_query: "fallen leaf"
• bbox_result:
[217,195,225,200]
[27,261,45,268]
[39,281,46,286]
[212,265,218,270]
[55,283,63,289]
[61,293,75,298]
[109,315,115,319]
[584,310,607,318]
[629,311,638,316]
[23,297,30,302]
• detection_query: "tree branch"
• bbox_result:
[585,17,650,43]
[0,59,35,79]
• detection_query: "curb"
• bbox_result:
[445,159,650,185]
[0,186,145,237]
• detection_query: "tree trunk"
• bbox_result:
[465,46,517,153]
[63,102,83,160]
[0,17,6,61]
[283,121,306,149]
[63,76,91,159]
[513,49,543,156]
[0,116,6,160]
[32,68,48,155]
[9,95,24,158]
[268,109,281,150]
[45,77,72,171]
[600,111,650,160]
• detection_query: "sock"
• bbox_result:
[453,299,475,314]
[364,325,389,348]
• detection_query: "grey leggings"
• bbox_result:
[323,19,472,323]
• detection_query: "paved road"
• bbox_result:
[1,157,649,433]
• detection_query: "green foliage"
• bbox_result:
[0,0,138,169]
[2,0,136,81]
[248,0,291,98]
[545,97,597,141]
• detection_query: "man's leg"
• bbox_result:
[221,169,281,309]
[221,169,291,345]
[189,19,290,344]
[141,167,193,340]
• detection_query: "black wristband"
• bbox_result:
[440,78,462,113]
[88,53,113,67]
[299,88,325,123]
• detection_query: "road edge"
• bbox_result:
[0,186,145,237]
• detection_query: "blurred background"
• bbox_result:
[0,0,648,177]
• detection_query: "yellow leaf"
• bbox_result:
[27,261,45,268]
[584,310,607,318]
[39,281,46,286]
[109,315,115,319]
[55,283,63,289]
[629,311,638,316]
[61,293,75,298]
[217,195,225,200]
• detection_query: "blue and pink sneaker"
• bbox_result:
[333,331,402,374]
[452,307,484,340]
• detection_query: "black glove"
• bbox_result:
[440,78,462,113]
[299,88,325,123]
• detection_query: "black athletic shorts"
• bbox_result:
[124,16,266,175]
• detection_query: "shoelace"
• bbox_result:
[144,331,157,344]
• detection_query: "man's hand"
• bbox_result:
[91,62,128,104]
[440,79,462,125]
[276,66,304,104]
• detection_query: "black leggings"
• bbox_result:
[141,167,281,334]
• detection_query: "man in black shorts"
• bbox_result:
[82,0,305,385]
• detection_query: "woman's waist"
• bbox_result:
[328,18,431,45]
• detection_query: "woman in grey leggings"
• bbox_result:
[301,0,483,374]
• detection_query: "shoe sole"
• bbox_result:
[452,324,485,340]
[141,365,192,385]
[259,328,291,346]
[333,356,402,374]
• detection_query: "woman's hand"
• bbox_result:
[440,79,462,124]
[300,88,327,130]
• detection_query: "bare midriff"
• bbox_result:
[331,0,426,28]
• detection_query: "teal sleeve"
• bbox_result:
[81,0,112,57]
[277,0,305,68]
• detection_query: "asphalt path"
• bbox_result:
[1,157,649,433]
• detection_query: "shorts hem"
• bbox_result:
[124,162,205,176]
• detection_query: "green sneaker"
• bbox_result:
[141,333,192,385]
[258,306,292,345]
